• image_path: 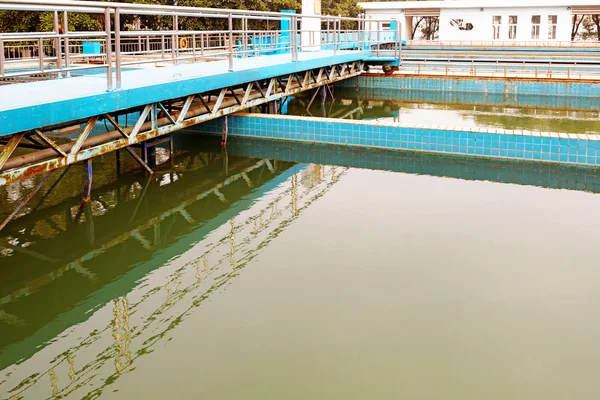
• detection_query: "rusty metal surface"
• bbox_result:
[0,62,361,186]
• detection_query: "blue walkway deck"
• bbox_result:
[0,50,368,136]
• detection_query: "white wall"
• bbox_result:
[439,7,571,41]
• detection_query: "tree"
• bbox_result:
[572,14,585,40]
[592,15,600,41]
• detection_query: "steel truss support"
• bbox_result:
[0,61,362,186]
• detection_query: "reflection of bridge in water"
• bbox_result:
[0,139,347,399]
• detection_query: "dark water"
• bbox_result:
[1,135,600,399]
[284,88,600,134]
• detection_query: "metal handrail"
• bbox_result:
[405,39,600,48]
[0,0,400,90]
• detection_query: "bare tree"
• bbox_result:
[572,14,585,40]
[412,17,424,38]
[593,15,600,40]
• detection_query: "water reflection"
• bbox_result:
[286,88,600,134]
[0,137,347,399]
[1,134,599,398]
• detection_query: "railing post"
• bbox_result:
[63,12,70,77]
[104,7,113,91]
[173,14,179,64]
[242,17,247,58]
[228,13,234,72]
[38,37,44,72]
[0,39,4,76]
[376,21,381,57]
[53,11,62,75]
[115,7,121,89]
[292,15,298,61]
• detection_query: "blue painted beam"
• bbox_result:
[0,51,369,137]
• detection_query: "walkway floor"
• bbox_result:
[0,50,368,136]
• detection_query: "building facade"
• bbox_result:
[358,0,600,42]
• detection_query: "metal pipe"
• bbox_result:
[0,76,324,173]
[173,14,179,64]
[62,11,70,77]
[53,10,62,73]
[0,39,4,76]
[114,7,121,88]
[228,12,233,72]
[104,7,112,90]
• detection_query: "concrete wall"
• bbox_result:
[439,7,571,41]
[365,6,572,42]
[200,113,600,167]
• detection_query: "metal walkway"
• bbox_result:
[0,0,400,226]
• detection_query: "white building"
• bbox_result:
[358,0,600,42]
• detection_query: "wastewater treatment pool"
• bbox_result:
[1,87,600,399]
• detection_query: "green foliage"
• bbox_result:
[0,0,367,33]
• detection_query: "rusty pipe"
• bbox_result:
[1,83,296,172]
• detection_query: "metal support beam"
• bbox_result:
[0,133,25,170]
[70,117,98,155]
[83,159,92,202]
[34,130,68,157]
[221,116,228,147]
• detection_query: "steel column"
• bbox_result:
[228,13,234,72]
[62,11,70,77]
[83,159,92,202]
[221,115,228,147]
[115,8,122,89]
[105,7,113,90]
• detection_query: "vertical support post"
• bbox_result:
[115,149,121,178]
[38,37,44,72]
[221,115,228,147]
[114,8,122,89]
[377,21,381,57]
[228,13,234,72]
[292,15,298,60]
[169,133,174,158]
[148,146,156,167]
[63,12,70,77]
[242,17,247,58]
[173,14,179,64]
[320,85,327,105]
[161,35,165,60]
[0,39,4,76]
[54,11,62,75]
[192,33,196,60]
[142,141,149,164]
[83,159,92,202]
[104,7,113,91]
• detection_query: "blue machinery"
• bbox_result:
[0,0,401,229]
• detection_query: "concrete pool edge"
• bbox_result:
[336,75,600,98]
[198,113,600,167]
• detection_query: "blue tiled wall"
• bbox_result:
[336,76,600,98]
[335,87,600,111]
[198,114,600,167]
[226,136,600,193]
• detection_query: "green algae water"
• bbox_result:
[1,135,600,399]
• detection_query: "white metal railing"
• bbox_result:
[397,61,600,80]
[406,39,600,48]
[0,0,401,90]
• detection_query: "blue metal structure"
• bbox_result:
[0,0,400,197]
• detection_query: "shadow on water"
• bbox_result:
[0,132,599,398]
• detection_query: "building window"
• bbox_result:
[493,16,502,39]
[508,16,518,39]
[382,22,391,30]
[531,15,540,39]
[548,15,557,39]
